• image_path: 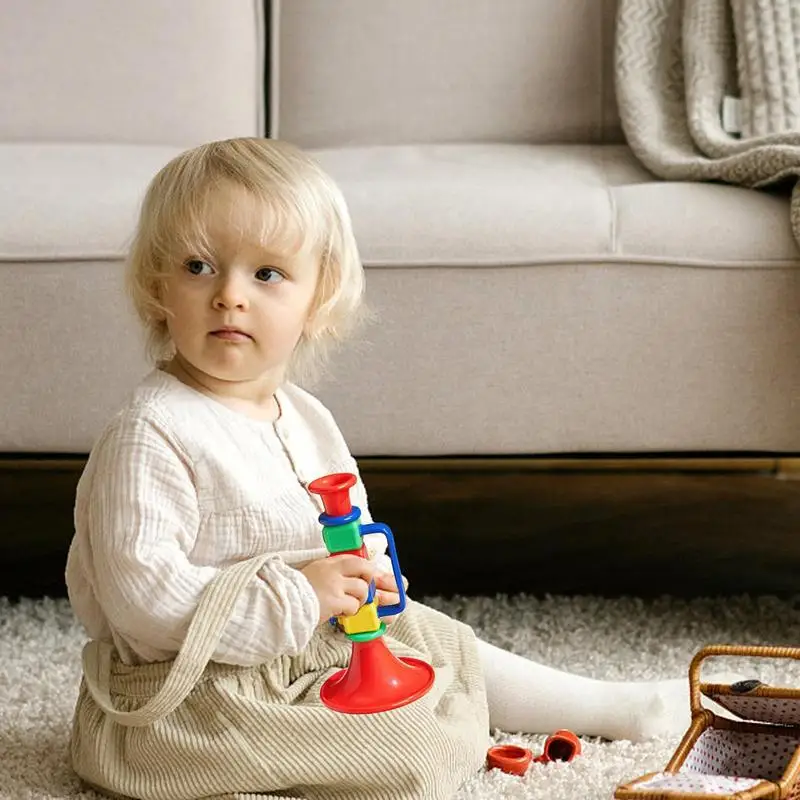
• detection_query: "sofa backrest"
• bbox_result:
[0,0,265,145]
[271,0,623,147]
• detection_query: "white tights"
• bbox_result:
[477,639,706,742]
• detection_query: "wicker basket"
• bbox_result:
[615,645,800,800]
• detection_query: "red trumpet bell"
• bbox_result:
[320,636,436,714]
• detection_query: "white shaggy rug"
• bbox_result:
[3,593,800,800]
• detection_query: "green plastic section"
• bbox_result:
[347,623,386,643]
[323,521,362,553]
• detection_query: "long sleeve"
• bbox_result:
[79,410,321,667]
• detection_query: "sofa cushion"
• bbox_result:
[0,143,183,261]
[6,248,800,455]
[0,0,264,145]
[274,0,622,147]
[315,260,800,456]
[313,144,800,268]
[4,142,800,454]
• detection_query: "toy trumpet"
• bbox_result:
[308,472,435,714]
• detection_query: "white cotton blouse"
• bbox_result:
[65,368,375,667]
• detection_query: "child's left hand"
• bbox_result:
[373,570,409,624]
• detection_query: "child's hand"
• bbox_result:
[300,555,377,624]
[373,571,409,625]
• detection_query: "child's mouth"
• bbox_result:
[211,329,252,342]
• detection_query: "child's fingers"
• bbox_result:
[343,577,371,604]
[331,554,376,581]
[375,589,400,607]
[373,572,409,593]
[338,595,362,618]
[373,572,398,592]
[376,588,400,624]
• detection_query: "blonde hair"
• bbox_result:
[126,137,368,384]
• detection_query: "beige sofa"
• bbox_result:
[3,0,800,458]
[2,1,800,595]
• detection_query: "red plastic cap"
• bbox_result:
[308,473,357,517]
[486,745,533,776]
[543,729,581,762]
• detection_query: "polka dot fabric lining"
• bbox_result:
[707,693,800,727]
[636,773,765,795]
[682,729,800,782]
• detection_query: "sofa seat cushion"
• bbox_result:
[0,143,183,262]
[314,144,800,268]
[5,141,794,267]
[4,141,800,454]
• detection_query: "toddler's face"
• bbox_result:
[160,183,320,388]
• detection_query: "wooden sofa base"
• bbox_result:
[2,456,800,599]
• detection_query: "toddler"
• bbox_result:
[67,138,706,800]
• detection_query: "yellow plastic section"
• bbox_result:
[340,601,380,636]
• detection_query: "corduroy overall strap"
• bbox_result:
[80,554,268,727]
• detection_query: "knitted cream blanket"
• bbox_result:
[615,0,800,248]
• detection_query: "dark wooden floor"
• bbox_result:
[2,456,800,600]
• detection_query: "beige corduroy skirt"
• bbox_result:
[70,555,490,800]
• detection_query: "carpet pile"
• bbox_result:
[3,593,800,799]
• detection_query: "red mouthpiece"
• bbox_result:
[308,472,357,517]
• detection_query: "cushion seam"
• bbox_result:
[4,254,799,269]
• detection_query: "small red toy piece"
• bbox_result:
[487,729,581,776]
[535,729,581,763]
[486,744,533,776]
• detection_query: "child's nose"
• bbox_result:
[213,274,250,310]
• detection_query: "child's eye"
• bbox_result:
[184,259,213,275]
[255,267,284,284]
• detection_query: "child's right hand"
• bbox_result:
[300,555,378,624]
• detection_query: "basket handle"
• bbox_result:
[689,644,800,716]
